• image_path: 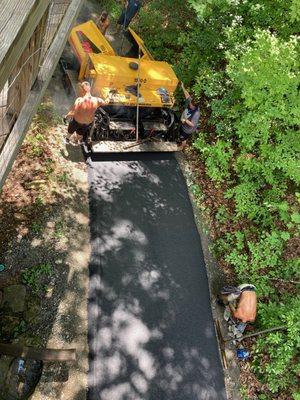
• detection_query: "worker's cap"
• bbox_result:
[220,286,241,296]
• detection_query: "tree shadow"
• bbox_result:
[87,153,226,400]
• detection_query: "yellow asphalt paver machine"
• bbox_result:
[63,20,180,152]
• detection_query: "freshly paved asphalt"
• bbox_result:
[87,152,226,400]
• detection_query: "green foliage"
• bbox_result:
[26,132,45,158]
[35,101,61,128]
[225,230,290,296]
[31,221,43,234]
[215,204,230,224]
[26,101,60,158]
[34,196,44,207]
[99,0,122,20]
[194,136,234,182]
[54,220,65,239]
[45,159,55,177]
[21,264,52,294]
[58,171,69,183]
[253,296,300,393]
[290,0,300,21]
[239,385,250,400]
[12,320,27,339]
[228,32,300,156]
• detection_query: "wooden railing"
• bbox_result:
[0,0,84,189]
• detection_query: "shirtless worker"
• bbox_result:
[220,284,257,323]
[64,81,106,145]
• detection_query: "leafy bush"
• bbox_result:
[253,296,300,393]
[194,136,234,182]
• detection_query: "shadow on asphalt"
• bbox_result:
[87,153,226,400]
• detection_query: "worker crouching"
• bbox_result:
[219,284,257,337]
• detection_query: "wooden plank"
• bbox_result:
[92,141,179,153]
[0,343,76,362]
[0,0,84,190]
[0,0,51,92]
[31,9,50,84]
[7,10,49,117]
[0,82,9,148]
[0,0,35,65]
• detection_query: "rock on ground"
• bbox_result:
[2,285,26,313]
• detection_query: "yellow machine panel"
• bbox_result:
[90,54,177,107]
[69,20,115,60]
[68,20,179,108]
[129,29,154,60]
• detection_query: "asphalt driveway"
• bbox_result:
[87,152,226,400]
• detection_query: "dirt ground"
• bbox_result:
[0,100,90,400]
[30,145,90,400]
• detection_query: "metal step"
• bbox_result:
[91,140,179,153]
[142,121,168,132]
[109,120,135,130]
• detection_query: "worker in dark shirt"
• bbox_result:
[179,82,200,149]
[116,0,142,32]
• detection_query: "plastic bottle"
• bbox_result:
[237,348,250,360]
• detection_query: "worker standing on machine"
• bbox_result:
[116,0,142,33]
[64,81,106,145]
[179,82,200,149]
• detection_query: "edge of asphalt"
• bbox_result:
[175,151,242,400]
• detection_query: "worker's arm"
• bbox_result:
[181,82,191,100]
[97,97,107,106]
[229,303,236,316]
[182,119,195,127]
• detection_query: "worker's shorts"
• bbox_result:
[68,119,92,139]
[118,10,135,29]
[179,126,192,141]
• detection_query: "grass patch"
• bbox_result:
[22,263,52,295]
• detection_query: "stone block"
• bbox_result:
[2,285,26,313]
[0,355,13,388]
